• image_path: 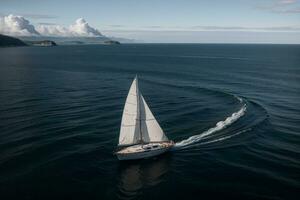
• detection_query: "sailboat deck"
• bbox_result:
[117,142,173,154]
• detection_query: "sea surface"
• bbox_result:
[0,44,299,200]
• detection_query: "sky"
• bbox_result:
[0,0,300,43]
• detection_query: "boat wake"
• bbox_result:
[173,101,247,150]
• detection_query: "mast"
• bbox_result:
[136,75,144,144]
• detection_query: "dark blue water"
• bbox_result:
[0,44,299,200]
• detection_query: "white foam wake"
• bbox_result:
[196,128,251,146]
[174,104,247,148]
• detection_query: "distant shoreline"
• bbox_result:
[0,34,123,48]
[1,34,299,48]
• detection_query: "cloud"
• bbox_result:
[102,30,300,44]
[0,14,103,37]
[36,25,71,37]
[103,25,300,32]
[273,7,300,13]
[38,22,57,25]
[0,14,40,36]
[189,25,300,31]
[37,17,103,37]
[69,18,102,36]
[256,0,300,13]
[278,0,297,5]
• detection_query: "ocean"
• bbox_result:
[0,44,299,200]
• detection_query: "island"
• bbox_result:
[0,34,58,47]
[104,40,121,45]
[1,34,123,47]
[25,40,57,47]
[0,34,27,47]
[20,36,122,45]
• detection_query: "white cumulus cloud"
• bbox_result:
[0,14,103,37]
[36,17,103,37]
[0,14,40,36]
[36,25,71,37]
[69,18,102,36]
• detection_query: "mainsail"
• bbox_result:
[119,77,141,145]
[118,77,168,146]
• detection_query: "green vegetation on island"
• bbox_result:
[0,34,58,47]
[0,34,27,47]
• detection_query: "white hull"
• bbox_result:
[117,147,169,160]
[116,142,173,161]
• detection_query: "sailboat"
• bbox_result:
[115,76,174,160]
